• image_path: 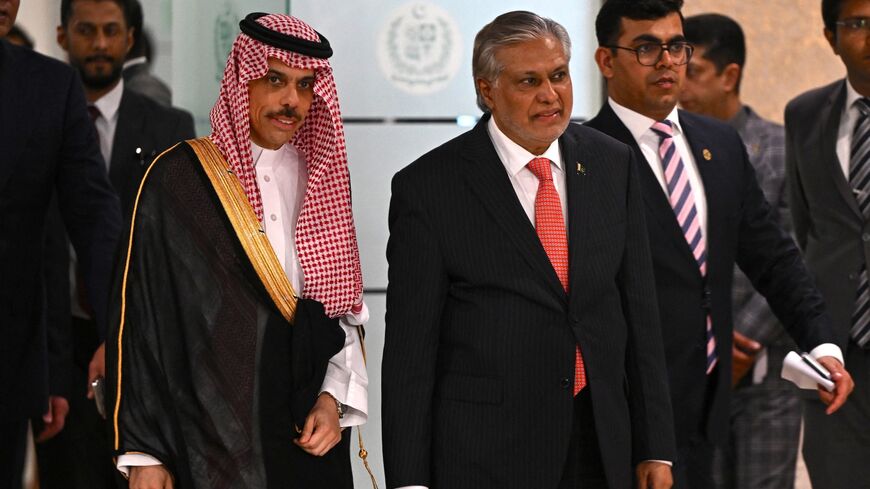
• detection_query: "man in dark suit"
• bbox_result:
[785,0,870,487]
[35,0,194,487]
[585,1,854,488]
[0,0,122,486]
[680,14,803,489]
[383,11,676,489]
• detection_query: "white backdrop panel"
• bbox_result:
[347,123,467,290]
[294,0,602,119]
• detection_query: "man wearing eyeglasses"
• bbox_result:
[785,1,870,488]
[585,1,855,488]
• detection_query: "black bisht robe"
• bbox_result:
[106,139,353,489]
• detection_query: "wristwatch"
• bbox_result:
[322,392,347,419]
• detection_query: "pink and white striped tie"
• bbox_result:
[651,121,717,374]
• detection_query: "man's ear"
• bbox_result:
[722,63,741,93]
[594,46,614,79]
[825,27,839,55]
[56,25,68,52]
[477,77,494,112]
[124,26,134,56]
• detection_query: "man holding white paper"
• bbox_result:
[781,352,836,392]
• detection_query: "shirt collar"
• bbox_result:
[845,77,864,113]
[486,116,563,177]
[251,141,299,168]
[92,79,124,123]
[608,97,683,141]
[123,56,147,70]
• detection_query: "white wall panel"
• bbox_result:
[347,123,467,289]
[294,0,602,119]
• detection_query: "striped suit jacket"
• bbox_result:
[382,115,676,489]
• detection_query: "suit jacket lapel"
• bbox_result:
[461,117,567,301]
[563,127,594,290]
[679,112,723,278]
[0,42,32,193]
[589,104,700,269]
[820,82,862,219]
[109,89,142,190]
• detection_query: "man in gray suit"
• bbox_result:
[681,14,800,489]
[786,0,870,487]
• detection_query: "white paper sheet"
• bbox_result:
[781,351,835,392]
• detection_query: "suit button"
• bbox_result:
[863,233,870,242]
[700,288,712,310]
[561,377,570,389]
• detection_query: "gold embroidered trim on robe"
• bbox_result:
[187,137,298,323]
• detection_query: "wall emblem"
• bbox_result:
[214,3,239,82]
[377,2,462,95]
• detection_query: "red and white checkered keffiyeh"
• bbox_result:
[209,14,363,318]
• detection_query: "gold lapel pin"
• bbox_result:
[576,162,586,175]
[702,149,712,161]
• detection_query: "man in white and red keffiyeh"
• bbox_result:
[108,13,368,489]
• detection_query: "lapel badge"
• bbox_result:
[702,148,712,161]
[576,162,586,175]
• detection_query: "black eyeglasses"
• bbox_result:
[603,42,694,66]
[836,17,870,35]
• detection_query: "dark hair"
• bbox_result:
[8,24,34,49]
[822,0,843,39]
[684,14,745,90]
[127,0,144,58]
[595,0,684,46]
[60,0,133,29]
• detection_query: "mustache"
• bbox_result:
[84,55,115,64]
[267,107,301,120]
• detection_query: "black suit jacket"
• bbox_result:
[110,87,195,218]
[586,103,834,447]
[0,40,121,419]
[42,87,194,365]
[786,79,865,347]
[383,116,676,489]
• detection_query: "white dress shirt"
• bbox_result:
[117,142,369,474]
[608,99,843,366]
[609,98,708,239]
[91,79,124,167]
[488,116,566,225]
[837,78,865,181]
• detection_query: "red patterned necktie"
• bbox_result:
[528,157,587,394]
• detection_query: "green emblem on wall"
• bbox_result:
[214,3,239,82]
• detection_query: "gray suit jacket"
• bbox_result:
[122,62,171,107]
[731,106,795,354]
[786,79,865,347]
